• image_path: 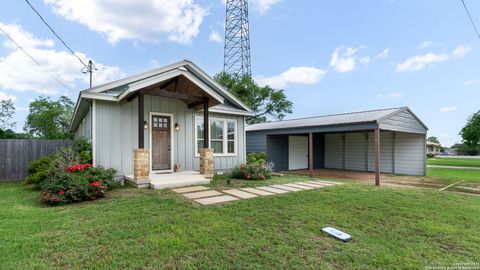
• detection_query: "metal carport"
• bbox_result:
[246,107,428,185]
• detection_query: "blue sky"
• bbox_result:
[0,0,479,146]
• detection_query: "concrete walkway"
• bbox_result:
[172,180,343,205]
[427,165,480,170]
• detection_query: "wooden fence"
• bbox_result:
[0,139,73,182]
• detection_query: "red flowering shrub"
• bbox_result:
[39,165,116,206]
[65,163,92,173]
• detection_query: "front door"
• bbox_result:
[151,115,171,171]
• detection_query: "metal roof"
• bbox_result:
[246,107,407,132]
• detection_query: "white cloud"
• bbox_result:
[0,91,17,102]
[0,22,123,95]
[440,106,457,112]
[45,0,209,44]
[208,30,222,43]
[452,45,471,58]
[397,45,471,72]
[464,79,480,85]
[251,0,282,14]
[419,41,433,49]
[375,47,391,59]
[329,46,366,72]
[397,52,449,72]
[255,66,326,88]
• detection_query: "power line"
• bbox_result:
[0,25,72,91]
[461,0,480,41]
[24,0,88,68]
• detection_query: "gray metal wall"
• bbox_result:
[266,135,288,171]
[379,109,427,134]
[94,96,246,176]
[394,132,426,175]
[0,139,73,182]
[325,133,344,169]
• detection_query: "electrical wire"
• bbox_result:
[461,0,480,41]
[0,25,72,91]
[24,0,88,68]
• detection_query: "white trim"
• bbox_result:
[194,116,238,157]
[209,108,255,116]
[149,112,174,173]
[92,100,96,167]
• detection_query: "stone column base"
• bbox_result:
[134,149,149,182]
[200,148,214,178]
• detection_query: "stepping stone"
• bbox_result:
[183,190,223,199]
[240,188,274,196]
[270,184,302,192]
[256,186,290,194]
[195,195,239,205]
[172,186,209,193]
[283,183,314,190]
[296,182,324,188]
[223,189,258,199]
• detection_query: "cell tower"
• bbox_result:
[224,0,251,76]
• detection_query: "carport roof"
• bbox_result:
[246,107,425,132]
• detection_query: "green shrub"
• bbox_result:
[73,137,92,163]
[230,162,274,180]
[39,165,116,206]
[426,153,436,159]
[247,152,266,165]
[25,156,54,186]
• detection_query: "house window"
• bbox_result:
[195,117,237,155]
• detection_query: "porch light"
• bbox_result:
[144,121,148,129]
[175,123,180,131]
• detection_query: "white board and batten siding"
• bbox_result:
[288,136,308,170]
[93,96,246,176]
[74,104,93,140]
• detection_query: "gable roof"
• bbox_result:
[70,60,254,131]
[246,107,428,132]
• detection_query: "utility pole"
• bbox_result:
[82,59,97,88]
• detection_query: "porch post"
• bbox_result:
[203,99,209,148]
[308,132,313,178]
[374,128,381,186]
[138,93,144,148]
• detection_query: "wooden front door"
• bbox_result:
[151,115,171,171]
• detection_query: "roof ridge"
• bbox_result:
[249,106,407,127]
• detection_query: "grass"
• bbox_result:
[427,158,480,168]
[427,167,480,184]
[1,179,479,269]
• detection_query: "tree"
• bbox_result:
[459,110,480,155]
[0,99,16,130]
[426,136,440,144]
[24,96,74,139]
[214,72,293,124]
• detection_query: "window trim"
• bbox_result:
[194,116,237,157]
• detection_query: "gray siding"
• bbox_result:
[394,132,425,175]
[94,96,246,176]
[266,135,288,171]
[345,132,366,171]
[367,131,394,173]
[74,104,92,140]
[379,110,427,134]
[325,133,344,169]
[246,130,268,154]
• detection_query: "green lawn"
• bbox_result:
[427,158,480,167]
[427,167,480,184]
[1,179,479,269]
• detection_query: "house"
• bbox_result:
[70,60,254,189]
[246,107,428,184]
[426,141,441,156]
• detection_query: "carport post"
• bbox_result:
[308,132,313,177]
[374,128,381,186]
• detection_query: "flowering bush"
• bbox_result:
[230,162,274,180]
[39,165,116,206]
[65,163,92,173]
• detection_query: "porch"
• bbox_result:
[125,171,210,189]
